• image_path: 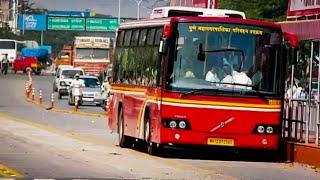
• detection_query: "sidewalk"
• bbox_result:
[287,142,320,169]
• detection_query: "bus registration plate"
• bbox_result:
[207,138,234,146]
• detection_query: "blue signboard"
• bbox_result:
[18,14,47,31]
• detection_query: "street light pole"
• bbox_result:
[134,0,143,20]
[118,0,121,24]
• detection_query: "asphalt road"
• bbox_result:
[0,73,319,179]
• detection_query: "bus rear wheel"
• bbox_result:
[117,108,132,148]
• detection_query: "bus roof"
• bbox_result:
[119,16,281,30]
[150,6,246,19]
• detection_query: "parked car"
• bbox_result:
[54,67,84,99]
[68,76,101,106]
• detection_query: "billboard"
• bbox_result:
[288,0,320,18]
[18,14,47,31]
[86,18,119,32]
[169,0,219,9]
[47,17,85,31]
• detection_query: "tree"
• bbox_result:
[219,0,288,21]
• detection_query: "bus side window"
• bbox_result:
[139,29,148,46]
[117,31,125,47]
[123,30,132,47]
[131,29,140,46]
[147,29,156,46]
[154,28,163,45]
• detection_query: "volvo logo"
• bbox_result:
[210,117,235,132]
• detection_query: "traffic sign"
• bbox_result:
[48,17,85,31]
[86,18,119,32]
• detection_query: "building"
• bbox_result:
[0,0,28,30]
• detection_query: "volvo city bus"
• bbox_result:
[108,6,298,155]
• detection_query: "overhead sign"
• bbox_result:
[18,14,46,31]
[288,0,320,18]
[48,17,85,31]
[86,18,119,31]
[47,10,91,17]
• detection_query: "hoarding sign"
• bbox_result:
[48,17,85,31]
[288,0,320,18]
[169,0,219,8]
[18,14,46,31]
[86,18,119,31]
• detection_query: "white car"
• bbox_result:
[54,67,84,99]
[53,65,73,91]
[68,76,102,105]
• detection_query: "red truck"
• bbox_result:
[12,48,48,75]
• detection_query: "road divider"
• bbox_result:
[23,73,107,118]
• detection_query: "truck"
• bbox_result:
[13,47,49,75]
[72,36,111,76]
[54,45,73,69]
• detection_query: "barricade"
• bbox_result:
[39,89,43,105]
[283,98,320,145]
[31,88,35,101]
[50,93,55,108]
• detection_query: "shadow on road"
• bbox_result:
[130,141,284,163]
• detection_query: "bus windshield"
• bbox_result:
[167,22,283,96]
[0,41,15,49]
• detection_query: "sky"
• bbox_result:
[30,0,168,18]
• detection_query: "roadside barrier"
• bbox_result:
[50,93,55,108]
[31,88,35,101]
[283,98,320,145]
[39,89,43,105]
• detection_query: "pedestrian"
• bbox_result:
[1,53,9,75]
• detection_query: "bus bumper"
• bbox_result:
[160,128,280,150]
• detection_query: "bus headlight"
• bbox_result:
[257,126,265,134]
[266,126,274,134]
[169,121,177,128]
[179,121,187,129]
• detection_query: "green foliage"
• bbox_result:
[219,0,288,21]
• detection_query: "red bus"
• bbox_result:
[108,7,297,155]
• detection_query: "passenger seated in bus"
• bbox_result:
[184,69,195,78]
[221,63,252,89]
[205,65,220,83]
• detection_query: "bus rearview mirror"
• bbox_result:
[159,38,168,55]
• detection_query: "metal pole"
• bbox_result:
[317,42,320,145]
[307,41,314,144]
[41,30,43,45]
[22,14,25,35]
[118,0,121,24]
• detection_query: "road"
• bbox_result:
[0,73,319,179]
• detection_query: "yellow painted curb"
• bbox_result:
[0,164,23,178]
[25,96,108,119]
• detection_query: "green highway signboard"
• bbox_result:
[86,18,119,32]
[48,17,85,31]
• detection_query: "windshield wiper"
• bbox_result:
[182,88,225,96]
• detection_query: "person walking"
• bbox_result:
[1,53,9,75]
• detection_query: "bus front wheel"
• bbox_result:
[117,108,132,148]
[144,111,161,156]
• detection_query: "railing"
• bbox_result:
[282,98,320,145]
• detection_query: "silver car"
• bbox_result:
[68,76,101,106]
